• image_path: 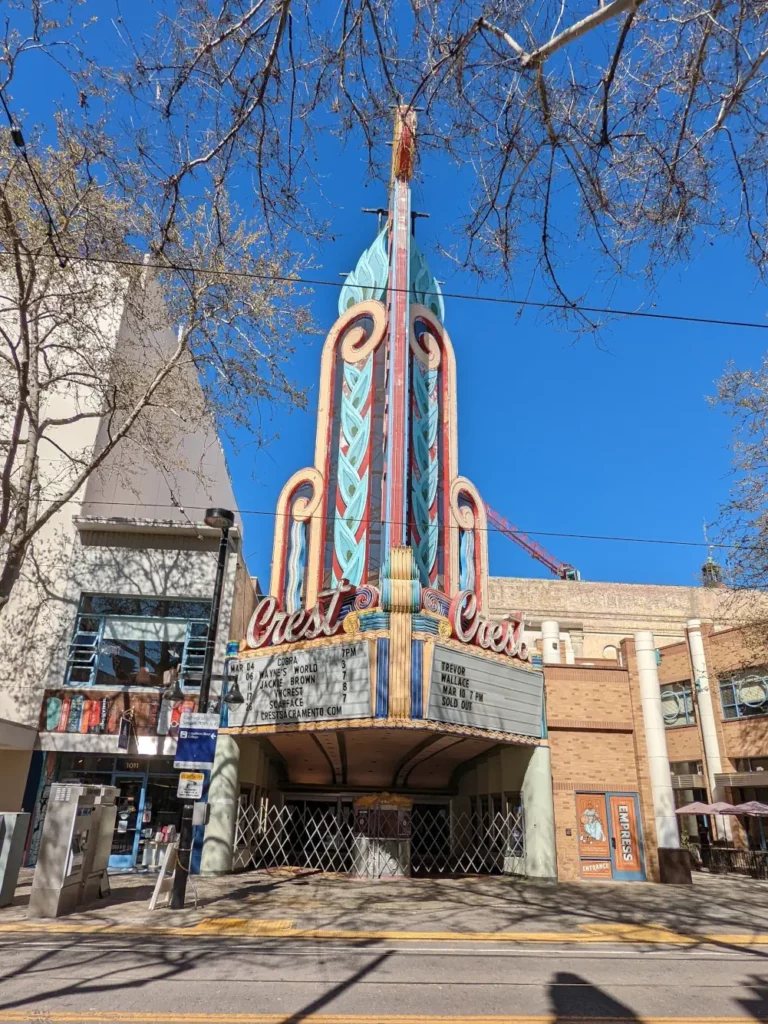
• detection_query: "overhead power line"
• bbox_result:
[0,249,766,332]
[59,496,738,549]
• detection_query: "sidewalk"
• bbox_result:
[2,868,767,944]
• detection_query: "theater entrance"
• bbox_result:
[233,792,526,878]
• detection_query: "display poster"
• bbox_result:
[609,795,642,875]
[41,690,196,738]
[426,644,543,736]
[576,793,611,860]
[228,641,371,728]
[117,714,131,752]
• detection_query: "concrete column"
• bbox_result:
[522,745,557,880]
[540,620,560,666]
[200,734,240,876]
[634,631,680,851]
[687,619,731,841]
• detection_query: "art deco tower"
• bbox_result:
[269,107,489,614]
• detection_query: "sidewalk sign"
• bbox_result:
[148,842,178,911]
[174,711,219,770]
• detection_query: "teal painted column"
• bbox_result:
[522,745,557,880]
[200,735,240,876]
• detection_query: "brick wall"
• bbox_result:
[701,625,768,770]
[544,661,657,882]
[665,726,703,763]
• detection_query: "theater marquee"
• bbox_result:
[228,641,371,728]
[426,644,544,737]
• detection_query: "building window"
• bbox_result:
[65,594,210,689]
[719,671,768,720]
[734,758,768,773]
[660,681,696,728]
[669,761,704,777]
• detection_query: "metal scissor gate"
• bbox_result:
[234,800,525,878]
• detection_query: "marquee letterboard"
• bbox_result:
[426,644,544,737]
[228,641,371,728]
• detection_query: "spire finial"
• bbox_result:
[391,105,417,186]
[701,519,723,588]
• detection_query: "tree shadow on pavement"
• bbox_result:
[549,971,639,1020]
[0,933,386,1017]
[737,975,768,1020]
[281,949,393,1023]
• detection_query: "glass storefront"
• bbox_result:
[58,754,184,870]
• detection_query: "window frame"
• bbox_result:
[660,680,696,729]
[719,670,768,721]
[65,592,211,691]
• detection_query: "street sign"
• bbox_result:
[177,772,204,800]
[174,711,219,770]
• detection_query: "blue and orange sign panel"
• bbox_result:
[577,793,613,879]
[580,859,613,879]
[576,793,610,859]
[609,796,642,875]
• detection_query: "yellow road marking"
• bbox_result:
[0,919,767,946]
[191,918,293,935]
[0,1016,764,1023]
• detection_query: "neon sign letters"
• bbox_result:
[448,590,529,661]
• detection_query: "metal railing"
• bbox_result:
[234,802,526,878]
[688,843,768,880]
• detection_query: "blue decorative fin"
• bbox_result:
[410,236,445,323]
[338,228,389,315]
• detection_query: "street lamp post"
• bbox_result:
[170,507,235,911]
[198,508,236,714]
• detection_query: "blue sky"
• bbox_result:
[10,5,767,590]
[234,141,766,589]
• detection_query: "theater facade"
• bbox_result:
[199,110,692,884]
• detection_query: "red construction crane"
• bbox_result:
[484,504,580,581]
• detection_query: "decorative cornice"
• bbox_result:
[553,780,636,793]
[547,718,634,732]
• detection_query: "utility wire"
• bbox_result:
[0,248,766,333]
[58,496,738,549]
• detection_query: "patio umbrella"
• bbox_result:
[675,802,714,814]
[732,801,768,851]
[709,801,739,814]
[732,801,768,816]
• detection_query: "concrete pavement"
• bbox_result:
[2,868,768,947]
[0,932,767,1021]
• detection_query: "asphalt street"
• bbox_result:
[0,934,767,1023]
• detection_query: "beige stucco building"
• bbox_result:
[0,269,251,856]
[490,576,762,663]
